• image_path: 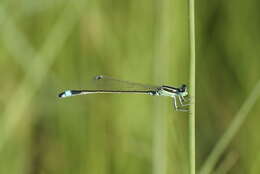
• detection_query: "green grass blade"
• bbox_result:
[188,0,196,173]
[199,80,260,174]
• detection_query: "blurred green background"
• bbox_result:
[197,0,260,173]
[5,0,260,173]
[0,0,190,174]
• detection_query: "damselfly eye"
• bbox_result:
[95,75,104,80]
[179,84,187,92]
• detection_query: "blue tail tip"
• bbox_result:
[58,90,72,98]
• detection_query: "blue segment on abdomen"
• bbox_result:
[64,90,72,97]
[58,90,72,98]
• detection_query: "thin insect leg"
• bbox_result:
[181,95,190,102]
[178,96,191,106]
[180,95,189,104]
[183,96,195,106]
[173,96,178,110]
[173,96,189,112]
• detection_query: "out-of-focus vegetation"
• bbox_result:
[197,0,260,173]
[0,0,190,174]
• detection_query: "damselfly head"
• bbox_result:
[95,75,104,80]
[179,84,188,96]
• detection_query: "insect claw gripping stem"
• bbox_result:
[173,96,189,112]
[178,96,191,107]
[181,95,190,102]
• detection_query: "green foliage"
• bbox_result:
[197,0,260,173]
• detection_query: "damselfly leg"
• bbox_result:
[178,96,191,107]
[173,96,189,112]
[181,95,190,102]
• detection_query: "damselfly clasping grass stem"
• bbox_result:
[58,75,190,112]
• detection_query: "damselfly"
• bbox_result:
[58,75,190,112]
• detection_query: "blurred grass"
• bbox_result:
[197,0,260,173]
[0,0,190,174]
[200,80,260,174]
[1,0,260,173]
